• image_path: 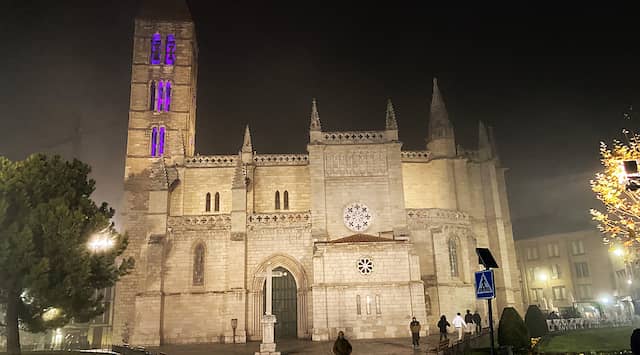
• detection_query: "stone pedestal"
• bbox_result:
[254,314,280,355]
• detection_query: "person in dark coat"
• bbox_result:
[464,310,474,334]
[333,331,352,355]
[472,311,482,334]
[631,328,640,355]
[437,315,450,341]
[410,317,422,349]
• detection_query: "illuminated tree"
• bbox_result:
[0,154,134,354]
[590,130,640,259]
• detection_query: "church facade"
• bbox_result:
[113,2,523,346]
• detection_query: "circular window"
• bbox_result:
[343,202,374,232]
[357,257,374,275]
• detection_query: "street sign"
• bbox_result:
[475,270,495,299]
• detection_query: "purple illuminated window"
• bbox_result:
[159,127,165,155]
[156,81,164,111]
[150,33,162,65]
[165,81,172,111]
[165,34,176,65]
[149,81,156,110]
[151,127,158,156]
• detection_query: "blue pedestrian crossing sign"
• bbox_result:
[475,270,495,299]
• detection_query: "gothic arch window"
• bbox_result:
[193,243,205,286]
[165,81,172,111]
[205,192,211,212]
[156,81,164,111]
[448,237,459,277]
[150,33,162,65]
[283,190,289,210]
[149,81,156,110]
[165,34,176,65]
[275,191,281,210]
[214,192,220,212]
[150,126,166,157]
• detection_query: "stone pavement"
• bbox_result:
[150,333,450,354]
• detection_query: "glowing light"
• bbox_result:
[628,279,633,285]
[42,308,61,321]
[536,272,548,281]
[613,248,624,257]
[600,297,610,304]
[88,233,115,253]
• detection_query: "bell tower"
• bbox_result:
[113,0,197,346]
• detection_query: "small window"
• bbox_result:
[530,288,543,303]
[551,264,560,279]
[156,81,164,111]
[158,127,165,155]
[552,286,566,300]
[165,81,172,111]
[151,127,158,156]
[193,243,205,286]
[575,262,590,278]
[366,295,372,315]
[205,193,211,212]
[214,192,220,212]
[526,247,539,260]
[283,190,289,210]
[375,295,381,315]
[150,33,162,65]
[275,191,280,210]
[356,295,361,315]
[165,34,176,65]
[448,238,459,277]
[547,243,559,257]
[577,284,592,299]
[149,81,156,110]
[571,240,585,255]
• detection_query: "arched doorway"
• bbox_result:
[263,267,297,339]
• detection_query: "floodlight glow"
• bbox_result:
[537,272,548,281]
[600,297,610,304]
[42,308,61,321]
[628,279,633,285]
[88,233,115,253]
[613,248,624,257]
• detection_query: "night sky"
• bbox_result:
[1,1,639,238]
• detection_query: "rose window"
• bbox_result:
[357,257,374,275]
[343,202,373,232]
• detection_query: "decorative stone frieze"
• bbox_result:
[184,155,237,167]
[168,214,231,230]
[400,150,432,162]
[324,148,388,177]
[253,154,309,166]
[248,212,311,228]
[406,208,471,227]
[321,131,387,144]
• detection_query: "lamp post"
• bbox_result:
[87,232,115,253]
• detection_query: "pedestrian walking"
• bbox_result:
[452,312,466,341]
[437,315,450,341]
[410,317,421,349]
[472,310,482,334]
[464,310,474,334]
[333,330,352,355]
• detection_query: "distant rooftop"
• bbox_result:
[137,0,192,21]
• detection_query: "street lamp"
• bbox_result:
[613,247,624,257]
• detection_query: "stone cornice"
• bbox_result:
[400,150,432,162]
[321,131,387,144]
[184,155,237,167]
[168,214,231,230]
[253,154,309,166]
[248,211,312,228]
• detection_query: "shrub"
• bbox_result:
[524,305,548,338]
[498,307,530,350]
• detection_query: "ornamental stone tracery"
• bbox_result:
[343,202,374,232]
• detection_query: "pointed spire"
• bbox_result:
[242,124,252,153]
[385,99,398,130]
[428,77,454,141]
[310,98,322,131]
[479,121,490,149]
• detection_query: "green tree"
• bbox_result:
[0,154,134,354]
[498,307,530,351]
[524,305,548,338]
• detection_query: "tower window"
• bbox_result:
[165,81,172,111]
[165,34,176,65]
[149,81,156,110]
[283,190,289,210]
[205,193,211,212]
[156,81,164,111]
[275,191,280,210]
[214,192,220,212]
[150,33,162,65]
[448,237,459,277]
[193,243,205,286]
[150,126,166,157]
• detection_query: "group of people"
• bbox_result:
[437,310,482,342]
[332,310,483,354]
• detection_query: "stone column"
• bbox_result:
[255,266,280,355]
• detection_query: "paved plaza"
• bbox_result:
[150,333,447,354]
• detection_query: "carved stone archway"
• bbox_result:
[248,254,310,340]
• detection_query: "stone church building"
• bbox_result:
[113,1,523,346]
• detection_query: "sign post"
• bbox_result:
[475,248,499,355]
